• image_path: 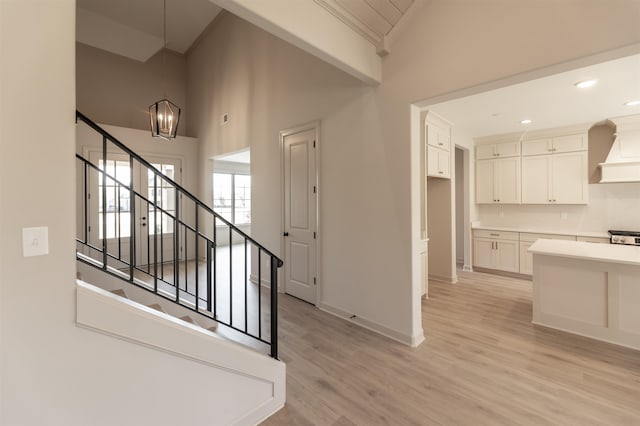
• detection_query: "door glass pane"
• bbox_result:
[98,159,131,239]
[148,163,176,234]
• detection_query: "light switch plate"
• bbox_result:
[22,226,49,257]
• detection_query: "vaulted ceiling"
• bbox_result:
[76,0,416,65]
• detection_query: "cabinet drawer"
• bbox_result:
[520,233,576,243]
[577,236,610,244]
[474,230,519,241]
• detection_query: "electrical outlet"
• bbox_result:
[221,113,229,125]
[561,212,568,221]
[499,210,505,218]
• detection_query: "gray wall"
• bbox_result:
[76,42,190,136]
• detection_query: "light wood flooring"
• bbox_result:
[263,269,640,425]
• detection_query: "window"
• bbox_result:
[213,172,251,225]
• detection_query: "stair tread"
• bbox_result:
[110,289,127,298]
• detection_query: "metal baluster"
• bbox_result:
[270,256,279,359]
[184,229,188,293]
[129,156,135,281]
[153,174,158,293]
[195,209,199,312]
[244,238,248,333]
[101,137,107,270]
[174,186,180,302]
[213,219,217,320]
[83,161,88,244]
[206,240,212,313]
[117,184,121,260]
[258,248,262,340]
[229,227,233,326]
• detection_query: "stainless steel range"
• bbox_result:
[608,230,640,246]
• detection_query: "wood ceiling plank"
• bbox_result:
[336,0,392,37]
[389,0,412,14]
[364,0,402,25]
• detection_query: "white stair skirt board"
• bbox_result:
[76,258,219,333]
[76,280,286,425]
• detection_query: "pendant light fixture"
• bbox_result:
[149,0,180,140]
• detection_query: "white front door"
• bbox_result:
[282,127,317,304]
[87,152,181,270]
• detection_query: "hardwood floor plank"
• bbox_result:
[263,269,640,425]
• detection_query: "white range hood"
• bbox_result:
[599,114,640,183]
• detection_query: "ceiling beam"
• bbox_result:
[211,0,382,85]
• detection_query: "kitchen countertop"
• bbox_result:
[471,224,610,239]
[529,239,640,267]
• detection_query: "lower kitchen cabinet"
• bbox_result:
[519,233,575,275]
[473,230,519,273]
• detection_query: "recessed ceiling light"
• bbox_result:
[574,79,597,89]
[521,119,532,125]
[625,100,640,107]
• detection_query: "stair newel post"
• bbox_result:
[270,256,278,359]
[101,136,107,271]
[174,183,180,302]
[213,218,217,320]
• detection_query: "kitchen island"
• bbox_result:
[529,239,640,350]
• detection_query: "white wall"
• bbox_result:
[76,43,190,136]
[186,1,640,345]
[0,3,280,424]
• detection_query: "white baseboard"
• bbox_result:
[317,302,424,347]
[428,273,457,284]
[462,264,473,272]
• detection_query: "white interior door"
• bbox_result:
[283,127,317,304]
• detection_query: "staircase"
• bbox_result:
[75,111,283,358]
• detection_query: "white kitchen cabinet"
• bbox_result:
[475,157,521,204]
[576,236,610,244]
[476,141,520,160]
[473,230,519,273]
[522,151,587,204]
[519,233,575,275]
[425,112,451,179]
[522,133,587,156]
[427,145,450,178]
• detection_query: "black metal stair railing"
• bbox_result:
[75,111,283,359]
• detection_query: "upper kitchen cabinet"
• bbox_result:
[522,133,587,156]
[475,140,520,160]
[475,137,521,204]
[425,112,452,179]
[476,156,521,204]
[521,129,589,204]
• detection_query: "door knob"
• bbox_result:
[283,232,289,237]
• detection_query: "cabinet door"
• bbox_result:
[421,248,428,297]
[495,239,519,273]
[553,134,587,153]
[437,149,450,178]
[552,152,588,204]
[427,125,450,151]
[495,141,520,158]
[475,159,495,203]
[519,241,533,275]
[476,144,495,160]
[427,146,450,178]
[522,155,551,204]
[473,238,495,269]
[495,157,521,204]
[522,138,552,156]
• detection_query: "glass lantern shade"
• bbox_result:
[149,98,180,140]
